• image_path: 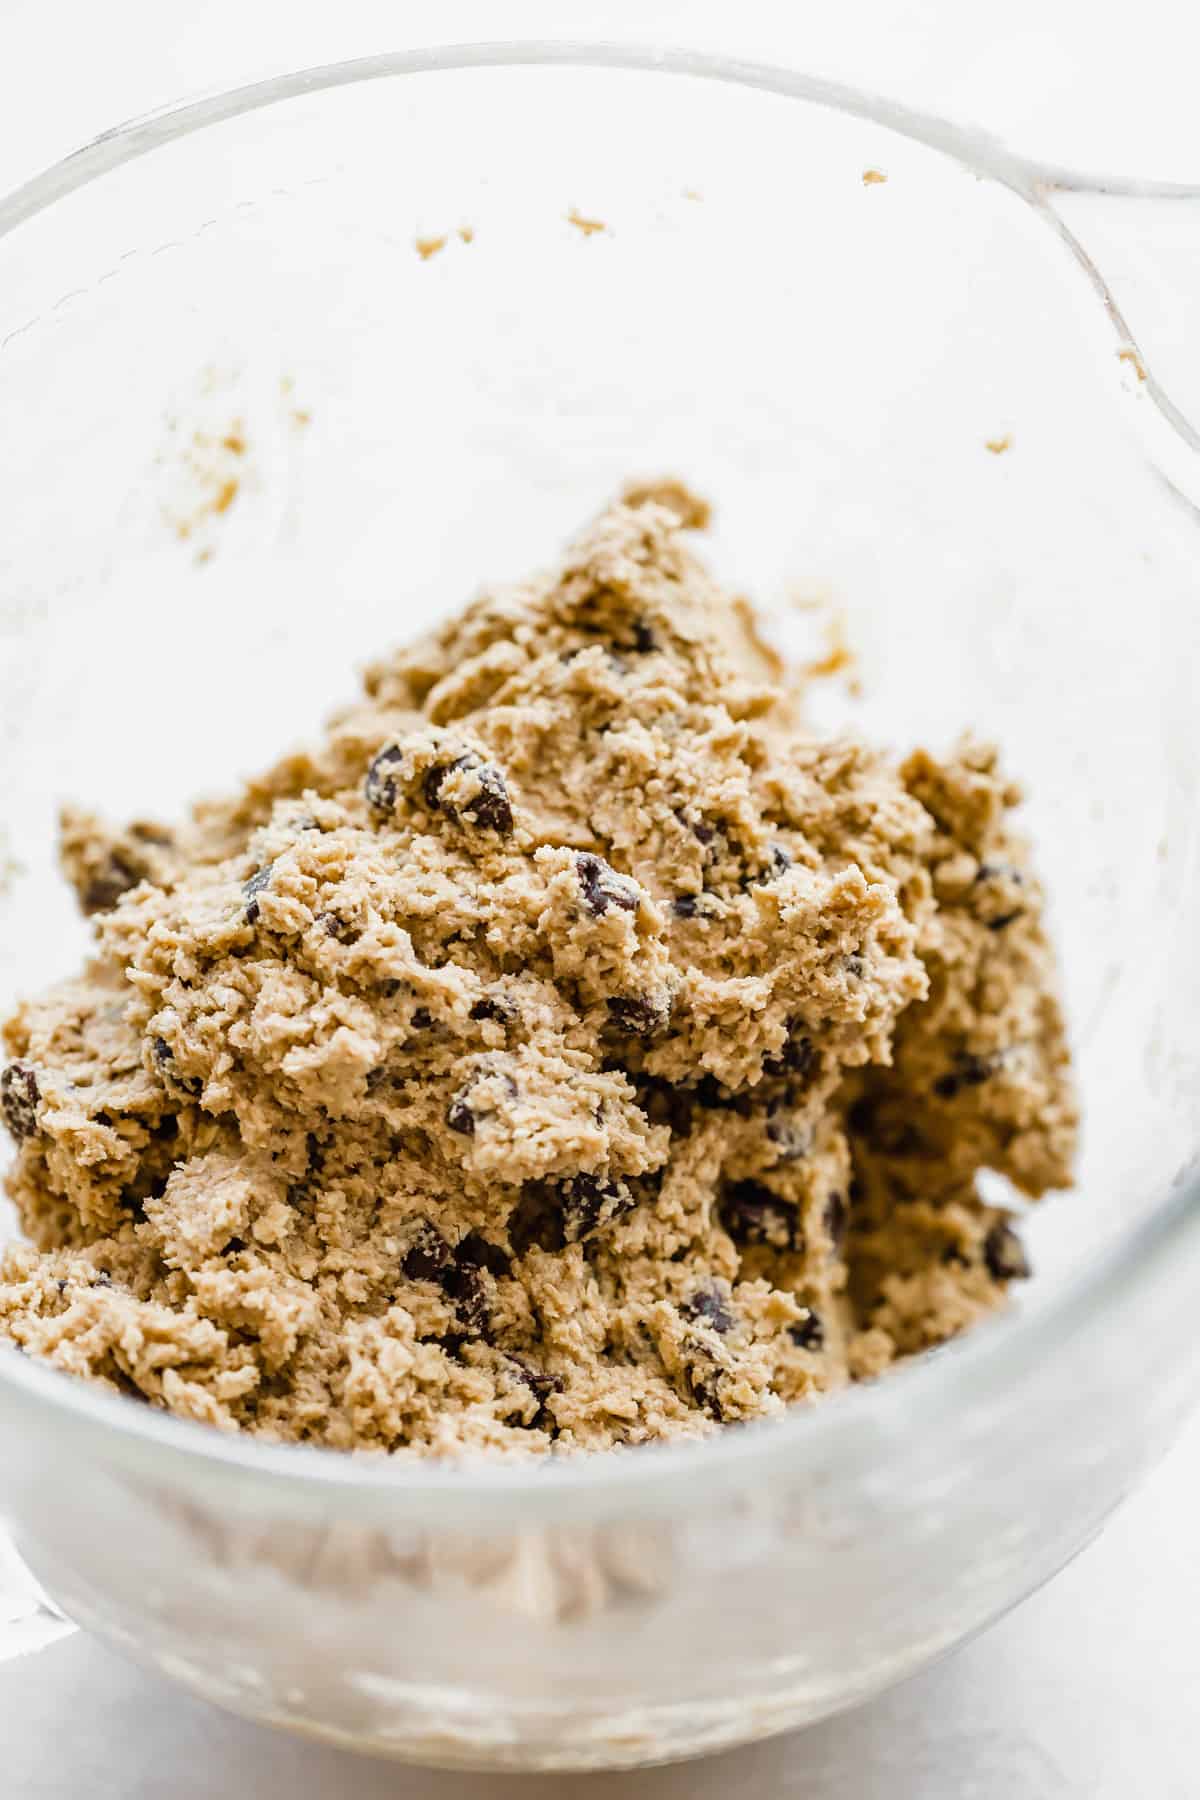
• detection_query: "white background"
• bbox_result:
[2,5,1199,1794]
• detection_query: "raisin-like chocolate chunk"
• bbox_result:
[454,1231,510,1277]
[682,1285,734,1334]
[402,1221,454,1281]
[365,742,407,814]
[510,1358,564,1428]
[442,1262,488,1333]
[457,762,514,836]
[672,894,701,919]
[721,1181,800,1250]
[446,1089,476,1135]
[507,1184,567,1256]
[424,754,513,836]
[319,912,358,943]
[0,1063,40,1142]
[149,1037,203,1101]
[789,1309,824,1351]
[685,1364,726,1422]
[933,1051,1003,1101]
[575,852,641,917]
[470,994,517,1025]
[81,852,141,915]
[560,1172,635,1243]
[824,1191,847,1247]
[974,862,1027,932]
[763,1023,815,1080]
[630,618,657,653]
[445,1057,517,1136]
[692,1073,755,1117]
[983,1220,1031,1283]
[243,863,273,924]
[606,993,671,1038]
[422,757,461,811]
[634,1074,695,1136]
[410,1007,434,1031]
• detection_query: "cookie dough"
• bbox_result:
[0,487,1076,1456]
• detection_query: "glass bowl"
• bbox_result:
[2,43,1200,1774]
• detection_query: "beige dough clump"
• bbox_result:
[0,488,1076,1456]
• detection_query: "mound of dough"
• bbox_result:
[0,488,1075,1456]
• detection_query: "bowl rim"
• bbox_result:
[1,39,1197,1518]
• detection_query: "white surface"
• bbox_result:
[2,4,1198,1793]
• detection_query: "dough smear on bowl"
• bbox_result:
[0,486,1076,1456]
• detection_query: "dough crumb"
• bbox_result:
[0,489,1076,1457]
[566,208,607,237]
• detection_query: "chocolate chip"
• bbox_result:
[424,754,513,836]
[691,820,715,846]
[81,852,141,914]
[575,852,640,917]
[510,1357,563,1418]
[844,955,866,978]
[682,1285,734,1333]
[933,1051,1002,1101]
[446,1090,476,1135]
[454,1231,510,1277]
[442,1261,488,1333]
[634,1074,695,1136]
[1,1062,41,1141]
[693,1073,755,1117]
[319,911,358,943]
[824,1191,847,1247]
[560,1172,636,1242]
[685,1365,726,1421]
[151,1035,202,1098]
[763,1025,815,1080]
[720,1181,800,1250]
[789,1309,824,1351]
[243,863,273,924]
[983,1221,1031,1283]
[765,843,793,880]
[606,993,671,1038]
[423,757,464,810]
[223,1237,246,1255]
[507,1184,567,1256]
[365,743,407,814]
[402,1222,454,1281]
[470,995,517,1025]
[410,1008,434,1030]
[458,762,514,835]
[631,619,657,653]
[974,864,1028,931]
[672,894,701,919]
